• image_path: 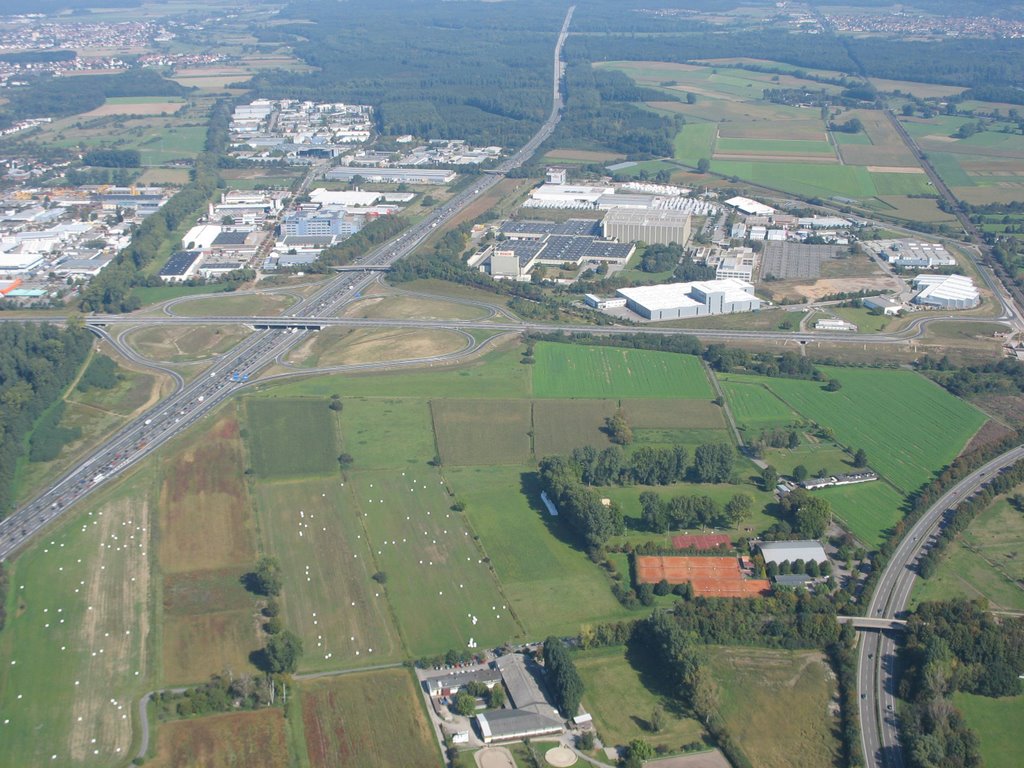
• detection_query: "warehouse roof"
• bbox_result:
[912,274,979,303]
[725,196,775,215]
[212,231,250,246]
[617,283,703,311]
[602,207,691,224]
[476,709,562,742]
[159,250,202,277]
[502,219,601,237]
[757,540,828,564]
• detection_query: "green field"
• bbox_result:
[431,399,533,466]
[911,498,1024,611]
[576,647,705,753]
[951,692,1024,768]
[718,378,801,431]
[253,478,404,671]
[131,283,229,306]
[720,368,985,494]
[716,137,835,155]
[673,123,717,165]
[712,161,878,199]
[532,343,714,399]
[817,479,908,547]
[0,476,154,767]
[706,647,840,768]
[170,293,293,317]
[245,399,340,478]
[338,397,437,470]
[532,399,618,456]
[345,469,522,655]
[298,669,439,768]
[448,465,631,636]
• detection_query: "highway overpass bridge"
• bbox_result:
[839,616,908,631]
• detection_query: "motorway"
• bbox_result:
[857,444,1024,768]
[0,5,575,562]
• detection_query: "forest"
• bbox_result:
[0,323,93,517]
[0,69,189,130]
[249,0,563,147]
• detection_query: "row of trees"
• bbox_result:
[640,490,752,532]
[0,323,93,516]
[243,556,304,674]
[563,441,736,488]
[153,671,286,720]
[703,346,821,381]
[543,636,583,718]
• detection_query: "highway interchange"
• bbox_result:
[2,4,1023,765]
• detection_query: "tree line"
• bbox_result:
[0,323,93,517]
[543,636,584,718]
[153,671,286,720]
[899,600,1024,768]
[639,490,751,532]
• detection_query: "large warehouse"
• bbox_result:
[911,274,980,309]
[617,279,761,320]
[601,208,691,246]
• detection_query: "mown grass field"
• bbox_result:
[252,477,404,671]
[576,646,705,753]
[449,465,631,636]
[951,692,1024,768]
[0,475,154,767]
[705,647,840,768]
[338,397,437,470]
[131,283,229,306]
[147,709,292,768]
[533,343,714,399]
[911,498,1024,611]
[817,479,908,547]
[286,327,469,368]
[342,294,490,321]
[245,399,340,479]
[170,293,293,318]
[299,669,438,768]
[127,325,250,363]
[718,378,801,431]
[532,399,618,456]
[346,469,522,655]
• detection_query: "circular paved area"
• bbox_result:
[476,747,516,768]
[545,746,578,767]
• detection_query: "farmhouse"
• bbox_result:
[616,279,761,320]
[423,666,502,698]
[757,540,828,566]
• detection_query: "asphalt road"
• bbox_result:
[857,444,1024,768]
[0,5,576,563]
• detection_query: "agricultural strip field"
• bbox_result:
[126,325,251,363]
[705,647,840,768]
[299,669,439,768]
[816,480,908,547]
[717,378,800,431]
[532,343,714,399]
[950,692,1024,768]
[157,414,259,682]
[576,647,705,754]
[431,399,533,466]
[337,397,437,470]
[147,709,292,768]
[252,478,404,671]
[448,465,631,636]
[0,475,154,767]
[532,399,617,456]
[911,498,1024,611]
[245,399,340,479]
[343,469,522,655]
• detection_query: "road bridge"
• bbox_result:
[838,616,907,631]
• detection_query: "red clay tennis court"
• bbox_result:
[636,555,771,597]
[671,534,732,550]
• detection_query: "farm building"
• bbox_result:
[912,274,980,309]
[423,666,502,698]
[757,540,828,566]
[616,279,761,320]
[158,250,202,283]
[601,208,691,246]
[802,471,878,490]
[476,710,563,744]
[863,296,902,315]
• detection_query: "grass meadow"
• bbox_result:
[298,669,439,768]
[431,399,533,466]
[911,498,1024,611]
[576,646,705,753]
[532,343,714,399]
[705,647,841,768]
[951,692,1024,768]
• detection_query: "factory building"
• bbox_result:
[912,274,980,309]
[616,279,761,321]
[601,208,691,246]
[325,167,456,185]
[715,248,757,281]
[158,251,202,283]
[281,209,364,238]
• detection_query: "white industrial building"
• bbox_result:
[757,540,828,566]
[527,183,614,207]
[725,196,775,216]
[0,251,45,274]
[601,208,691,246]
[617,279,761,321]
[716,248,757,281]
[863,296,903,315]
[815,317,858,331]
[798,216,853,229]
[912,274,980,309]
